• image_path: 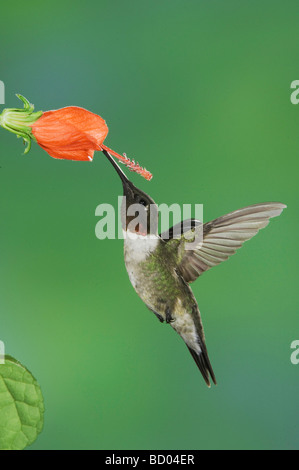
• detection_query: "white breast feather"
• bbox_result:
[124,232,159,263]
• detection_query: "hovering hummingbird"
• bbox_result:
[102,149,286,387]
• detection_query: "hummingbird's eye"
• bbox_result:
[139,199,147,207]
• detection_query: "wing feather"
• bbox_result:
[164,202,286,283]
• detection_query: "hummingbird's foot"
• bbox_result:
[154,312,164,323]
[165,307,174,324]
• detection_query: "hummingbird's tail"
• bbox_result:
[187,344,217,388]
[172,304,216,387]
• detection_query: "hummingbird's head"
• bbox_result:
[103,149,159,237]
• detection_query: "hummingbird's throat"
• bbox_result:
[135,223,147,237]
[125,217,148,237]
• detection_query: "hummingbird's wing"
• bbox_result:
[161,202,286,283]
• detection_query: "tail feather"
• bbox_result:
[187,345,217,387]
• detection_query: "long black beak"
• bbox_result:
[102,149,131,189]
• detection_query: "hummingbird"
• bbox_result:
[102,149,286,387]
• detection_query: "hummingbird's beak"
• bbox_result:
[102,149,131,190]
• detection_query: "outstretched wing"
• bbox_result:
[160,202,286,284]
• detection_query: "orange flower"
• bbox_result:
[0,95,152,180]
[31,106,108,162]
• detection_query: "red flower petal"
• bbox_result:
[37,143,96,162]
[31,106,108,161]
[29,104,152,178]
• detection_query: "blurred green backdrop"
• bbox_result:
[0,0,298,450]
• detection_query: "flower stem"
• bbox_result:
[0,94,42,154]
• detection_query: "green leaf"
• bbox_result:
[0,356,44,450]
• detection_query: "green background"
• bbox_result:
[0,0,298,450]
